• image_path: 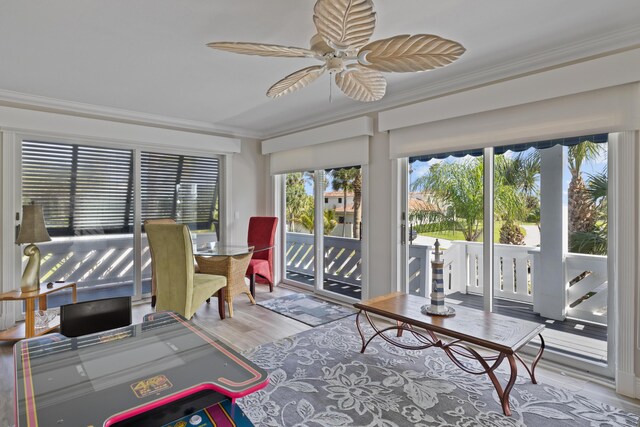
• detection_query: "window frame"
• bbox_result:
[12,132,226,302]
[402,135,614,378]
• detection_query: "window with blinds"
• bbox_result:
[22,141,134,236]
[22,142,221,236]
[141,152,220,231]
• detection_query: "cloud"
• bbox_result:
[410,162,431,178]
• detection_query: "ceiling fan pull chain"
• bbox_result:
[329,74,333,103]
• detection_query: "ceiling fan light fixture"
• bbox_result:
[207,0,465,102]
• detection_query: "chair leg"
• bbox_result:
[269,281,274,292]
[217,289,226,320]
[228,300,234,318]
[151,295,156,308]
[246,291,256,305]
[249,274,256,297]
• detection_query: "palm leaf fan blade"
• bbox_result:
[313,0,376,50]
[207,42,316,58]
[267,66,325,98]
[335,66,386,102]
[358,34,465,72]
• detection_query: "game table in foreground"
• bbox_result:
[354,292,545,416]
[14,311,267,426]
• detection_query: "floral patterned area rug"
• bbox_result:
[257,293,356,327]
[238,317,639,427]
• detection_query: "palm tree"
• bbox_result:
[570,169,607,254]
[330,168,361,237]
[411,158,485,241]
[494,181,528,245]
[323,209,338,235]
[351,171,362,239]
[494,151,540,244]
[412,154,538,244]
[299,207,338,235]
[285,172,312,232]
[568,141,603,234]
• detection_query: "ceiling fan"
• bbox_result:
[207,0,465,102]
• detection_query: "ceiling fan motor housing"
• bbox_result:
[326,55,346,74]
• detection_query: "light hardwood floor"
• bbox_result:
[0,285,638,426]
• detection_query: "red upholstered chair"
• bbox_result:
[246,216,278,292]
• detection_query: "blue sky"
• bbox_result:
[409,144,608,212]
[409,145,607,188]
[296,143,608,200]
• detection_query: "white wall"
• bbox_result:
[367,120,394,298]
[227,138,268,245]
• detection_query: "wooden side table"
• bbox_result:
[0,282,77,341]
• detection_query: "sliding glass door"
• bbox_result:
[404,135,612,373]
[407,152,483,298]
[20,140,222,306]
[140,152,221,297]
[22,141,135,306]
[322,166,363,299]
[282,166,365,301]
[284,171,316,287]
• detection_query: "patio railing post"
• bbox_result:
[536,145,568,320]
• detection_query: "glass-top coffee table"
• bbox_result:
[354,292,545,417]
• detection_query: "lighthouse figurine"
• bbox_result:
[422,239,455,316]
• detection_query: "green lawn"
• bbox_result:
[418,221,527,243]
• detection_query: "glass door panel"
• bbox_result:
[22,141,135,308]
[408,154,484,300]
[140,152,221,297]
[492,146,540,335]
[564,140,609,364]
[284,172,315,287]
[406,136,611,372]
[491,141,609,365]
[322,166,363,300]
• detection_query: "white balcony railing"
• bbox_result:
[37,234,142,290]
[33,232,217,292]
[408,241,608,326]
[286,232,361,286]
[565,253,608,324]
[35,232,607,326]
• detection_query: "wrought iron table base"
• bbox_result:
[355,310,545,416]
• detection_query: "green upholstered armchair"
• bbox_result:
[145,224,227,320]
[144,218,176,309]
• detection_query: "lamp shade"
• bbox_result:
[16,203,51,244]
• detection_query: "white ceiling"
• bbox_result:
[1,1,639,138]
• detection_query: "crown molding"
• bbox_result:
[260,25,640,139]
[0,89,261,140]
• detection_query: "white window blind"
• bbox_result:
[22,141,133,236]
[388,83,640,160]
[141,152,220,231]
[269,135,369,175]
[22,143,221,236]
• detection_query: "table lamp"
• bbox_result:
[16,203,51,292]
